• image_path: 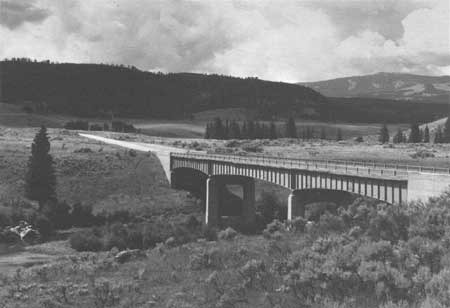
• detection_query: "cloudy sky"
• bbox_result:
[1,0,449,82]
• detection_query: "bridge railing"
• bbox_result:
[170,152,450,177]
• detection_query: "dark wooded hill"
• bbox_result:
[1,59,447,124]
[0,59,326,119]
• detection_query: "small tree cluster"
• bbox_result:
[205,118,278,140]
[435,117,450,143]
[379,124,390,143]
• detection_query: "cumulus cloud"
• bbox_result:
[0,0,49,29]
[0,0,448,81]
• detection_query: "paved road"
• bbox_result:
[79,133,201,181]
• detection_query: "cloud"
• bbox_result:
[0,0,49,29]
[0,0,448,81]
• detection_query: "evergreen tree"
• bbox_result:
[336,128,343,141]
[229,120,241,139]
[241,122,248,139]
[378,124,390,143]
[224,120,230,140]
[408,123,421,143]
[320,127,326,140]
[247,120,255,139]
[25,126,57,205]
[423,125,430,143]
[309,127,315,139]
[269,122,277,139]
[204,123,211,139]
[285,117,297,138]
[443,117,450,143]
[393,128,405,143]
[435,126,443,143]
[212,117,225,139]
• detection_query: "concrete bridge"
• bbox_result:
[170,152,450,226]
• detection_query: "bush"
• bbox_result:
[290,216,307,232]
[201,224,218,241]
[71,203,95,227]
[89,124,103,131]
[69,230,103,252]
[218,227,238,240]
[256,191,284,226]
[64,120,89,130]
[41,201,71,229]
[112,121,137,133]
[425,269,450,307]
[34,214,53,239]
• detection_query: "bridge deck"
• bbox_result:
[171,152,450,180]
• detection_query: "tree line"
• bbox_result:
[378,116,450,144]
[2,59,447,125]
[204,117,344,141]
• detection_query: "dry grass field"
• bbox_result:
[0,126,192,216]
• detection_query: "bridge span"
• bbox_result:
[170,152,450,226]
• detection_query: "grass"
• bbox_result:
[0,126,191,217]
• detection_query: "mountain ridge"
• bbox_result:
[299,72,450,103]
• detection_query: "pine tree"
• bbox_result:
[443,117,450,143]
[269,122,277,139]
[336,128,343,141]
[408,123,421,143]
[393,128,405,143]
[204,123,211,139]
[424,125,430,143]
[241,122,248,139]
[379,124,389,143]
[224,120,230,140]
[247,120,255,139]
[25,126,57,205]
[435,126,443,143]
[285,117,297,138]
[212,117,224,139]
[229,120,241,139]
[320,127,326,140]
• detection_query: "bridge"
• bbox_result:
[170,152,450,226]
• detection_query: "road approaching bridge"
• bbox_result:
[170,152,450,226]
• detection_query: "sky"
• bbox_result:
[1,0,449,82]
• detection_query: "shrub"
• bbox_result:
[64,120,89,130]
[69,230,103,252]
[290,216,307,232]
[256,191,284,226]
[34,214,53,239]
[89,124,103,131]
[41,201,71,229]
[112,121,137,133]
[71,203,95,227]
[317,211,345,233]
[425,269,450,307]
[201,224,218,241]
[218,227,238,240]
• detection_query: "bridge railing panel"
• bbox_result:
[170,152,450,176]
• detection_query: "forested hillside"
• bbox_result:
[0,59,325,119]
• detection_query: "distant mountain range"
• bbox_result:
[300,72,450,103]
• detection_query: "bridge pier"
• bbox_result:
[206,177,220,226]
[205,176,256,227]
[287,191,304,221]
[242,179,256,227]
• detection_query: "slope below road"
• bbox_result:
[79,133,201,181]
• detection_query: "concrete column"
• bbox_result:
[288,191,304,221]
[242,178,256,226]
[206,177,220,226]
